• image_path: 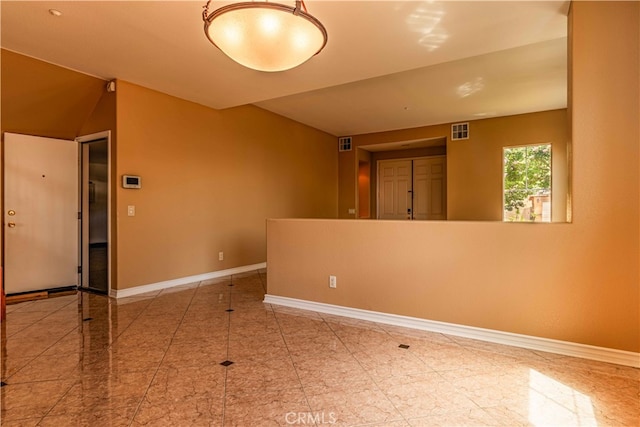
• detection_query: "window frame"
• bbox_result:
[502,143,552,223]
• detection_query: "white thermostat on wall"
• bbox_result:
[122,175,141,189]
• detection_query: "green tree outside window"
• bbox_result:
[503,144,551,222]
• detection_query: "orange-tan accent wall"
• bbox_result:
[115,81,338,289]
[267,1,639,352]
[340,109,568,222]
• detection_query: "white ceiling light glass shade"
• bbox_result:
[203,1,328,72]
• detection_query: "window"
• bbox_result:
[503,143,551,222]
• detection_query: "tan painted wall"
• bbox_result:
[1,49,105,140]
[447,111,568,222]
[267,1,639,352]
[340,110,568,221]
[115,81,337,289]
[80,91,116,137]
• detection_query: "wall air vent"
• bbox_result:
[451,122,469,140]
[338,137,352,152]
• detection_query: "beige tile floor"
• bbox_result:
[1,270,638,426]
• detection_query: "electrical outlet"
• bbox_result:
[127,205,135,216]
[218,251,224,261]
[329,275,337,288]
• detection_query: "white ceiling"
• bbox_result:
[1,1,569,136]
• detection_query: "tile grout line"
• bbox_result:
[125,281,202,427]
[321,316,503,425]
[4,295,112,385]
[31,295,157,425]
[271,308,321,427]
[338,321,510,425]
[4,296,77,340]
[321,317,411,426]
[31,379,78,427]
[220,273,236,427]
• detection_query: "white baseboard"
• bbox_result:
[263,294,640,368]
[111,263,266,299]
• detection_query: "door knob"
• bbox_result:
[8,210,15,216]
[8,222,16,228]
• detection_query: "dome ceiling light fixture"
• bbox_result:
[202,0,328,72]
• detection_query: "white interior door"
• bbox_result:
[378,160,412,220]
[378,156,447,221]
[413,157,447,220]
[4,133,79,294]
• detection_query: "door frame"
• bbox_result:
[76,131,112,295]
